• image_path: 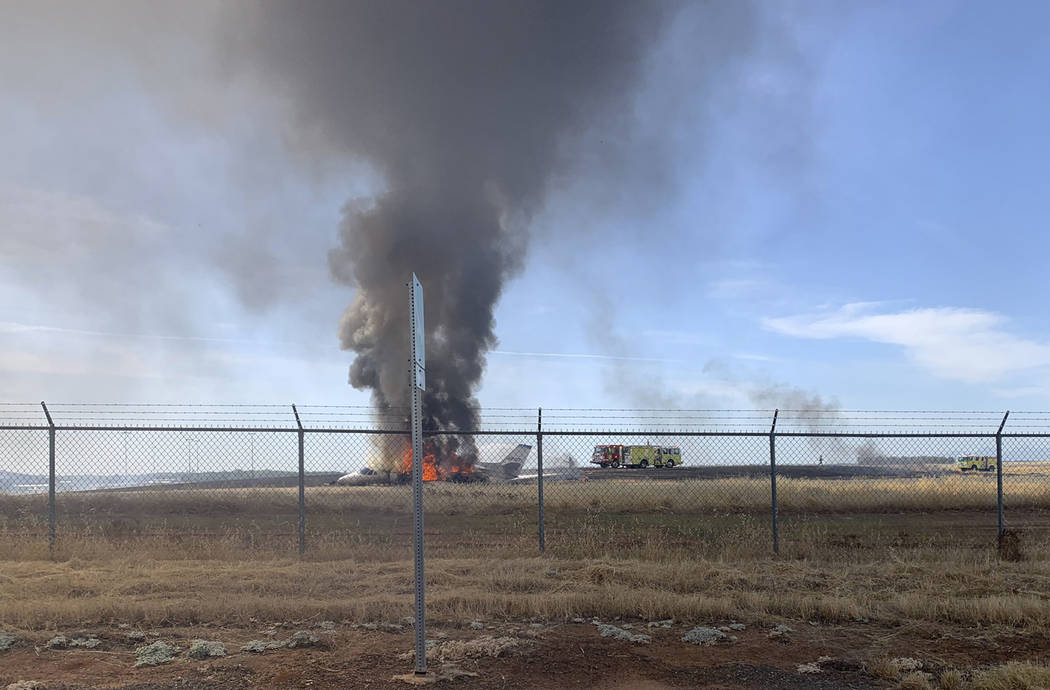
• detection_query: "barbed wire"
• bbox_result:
[3,403,1050,431]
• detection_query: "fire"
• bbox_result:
[398,440,474,482]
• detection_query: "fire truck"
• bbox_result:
[957,455,998,472]
[591,444,681,469]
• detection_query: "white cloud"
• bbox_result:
[763,304,1050,383]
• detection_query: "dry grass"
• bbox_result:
[4,473,1049,521]
[867,657,903,681]
[4,551,1050,631]
[2,477,1050,635]
[938,669,966,690]
[898,672,936,690]
[2,506,1050,631]
[971,661,1050,689]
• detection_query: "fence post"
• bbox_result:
[41,401,56,555]
[292,404,305,556]
[996,410,1009,542]
[537,408,544,554]
[769,409,779,555]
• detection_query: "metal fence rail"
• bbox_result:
[2,403,1049,557]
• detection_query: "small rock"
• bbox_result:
[571,618,585,624]
[46,635,69,649]
[469,622,484,630]
[318,621,336,630]
[286,631,320,648]
[0,632,17,651]
[134,641,179,667]
[681,627,728,645]
[125,631,146,642]
[772,624,794,633]
[187,640,226,659]
[728,623,746,631]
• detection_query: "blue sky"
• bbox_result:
[1,1,1048,415]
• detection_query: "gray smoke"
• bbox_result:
[220,1,696,458]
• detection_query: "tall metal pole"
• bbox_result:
[41,402,55,555]
[996,411,1009,541]
[769,409,779,555]
[293,404,305,556]
[409,275,427,676]
[537,408,544,554]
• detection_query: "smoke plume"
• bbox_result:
[221,1,691,464]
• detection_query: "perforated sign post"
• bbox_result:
[409,274,427,675]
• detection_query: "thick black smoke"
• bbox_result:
[223,1,686,458]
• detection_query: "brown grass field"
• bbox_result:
[2,477,1050,688]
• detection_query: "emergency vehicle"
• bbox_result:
[957,455,997,472]
[590,444,682,468]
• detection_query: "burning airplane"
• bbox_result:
[335,443,531,486]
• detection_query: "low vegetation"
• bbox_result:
[1,476,1049,636]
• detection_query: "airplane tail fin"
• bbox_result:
[502,444,532,466]
[494,444,531,480]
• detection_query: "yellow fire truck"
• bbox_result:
[591,444,682,469]
[957,455,997,472]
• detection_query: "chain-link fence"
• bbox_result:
[2,403,1049,560]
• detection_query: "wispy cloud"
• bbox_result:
[0,321,250,345]
[707,278,767,299]
[491,350,681,364]
[731,352,776,362]
[763,303,1050,383]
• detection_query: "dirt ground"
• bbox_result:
[2,617,1048,690]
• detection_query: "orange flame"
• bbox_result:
[399,440,473,482]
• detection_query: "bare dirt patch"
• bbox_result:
[0,620,1048,689]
